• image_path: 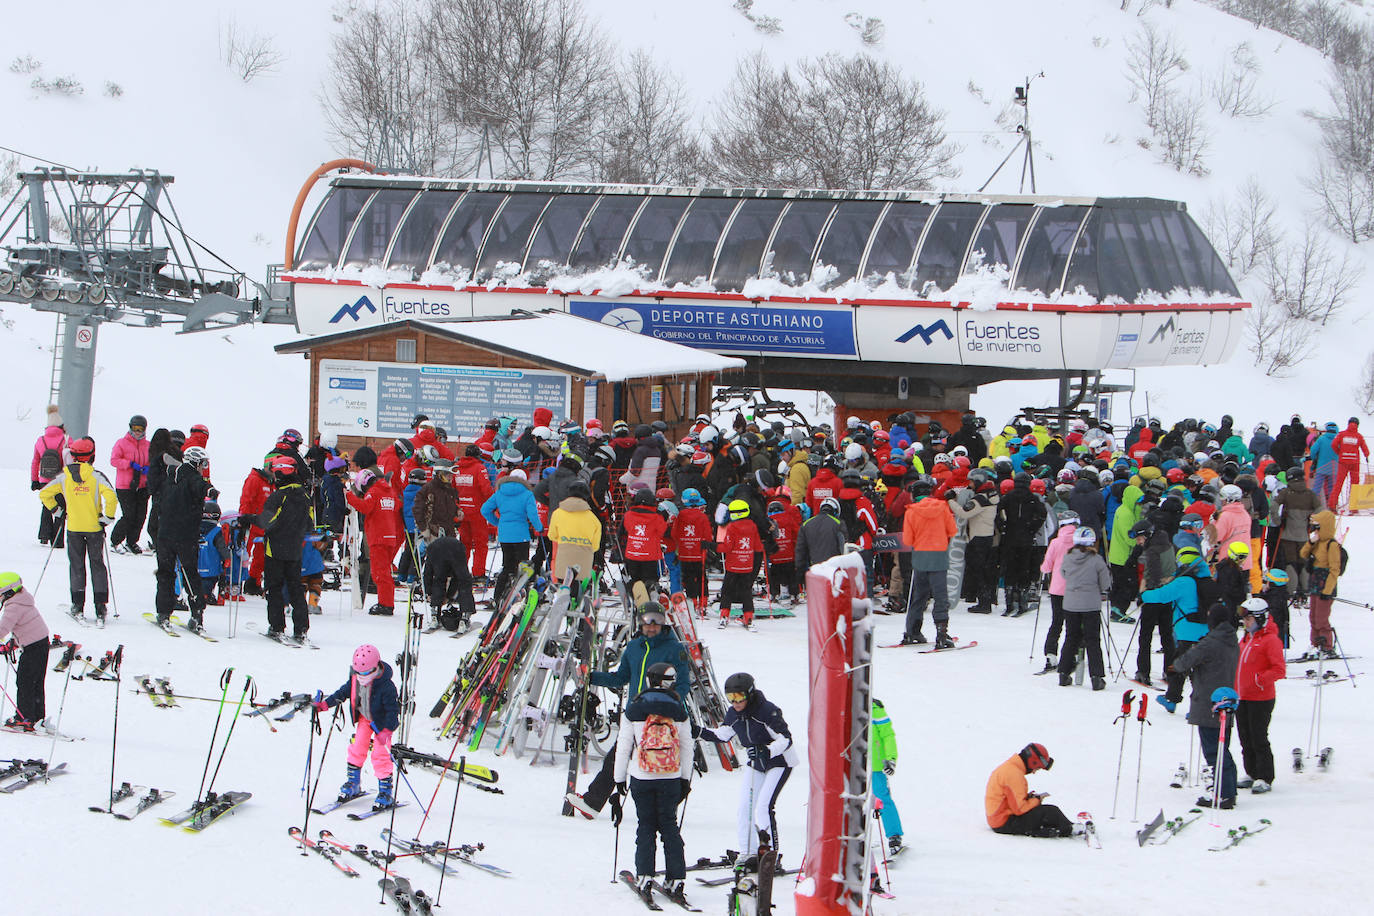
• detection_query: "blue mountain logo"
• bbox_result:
[330,295,377,324]
[895,319,954,345]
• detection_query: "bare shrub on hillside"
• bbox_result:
[104,81,123,99]
[1203,178,1278,273]
[1206,43,1274,118]
[1356,353,1374,413]
[1248,295,1315,377]
[596,51,705,185]
[219,18,284,82]
[427,0,616,180]
[1155,92,1210,175]
[9,55,40,74]
[752,15,783,34]
[30,76,83,96]
[1221,0,1300,33]
[322,0,458,175]
[1301,0,1357,57]
[1263,224,1362,325]
[709,51,959,189]
[1124,22,1188,128]
[1307,157,1374,243]
[1320,52,1374,172]
[0,154,19,198]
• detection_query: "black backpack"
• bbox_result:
[1184,570,1221,623]
[39,446,62,481]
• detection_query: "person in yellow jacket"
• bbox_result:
[984,743,1075,837]
[1299,509,1341,656]
[38,437,117,623]
[786,445,811,506]
[547,482,602,585]
[989,425,1019,460]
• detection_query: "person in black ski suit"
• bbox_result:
[422,535,477,631]
[996,473,1047,616]
[948,413,988,464]
[247,455,314,641]
[154,443,209,628]
[795,497,846,574]
[1067,470,1106,543]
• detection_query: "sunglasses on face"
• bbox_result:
[726,692,748,704]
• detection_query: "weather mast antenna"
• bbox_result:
[979,72,1044,195]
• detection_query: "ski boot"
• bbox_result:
[934,622,955,650]
[564,792,597,819]
[1091,677,1106,691]
[888,834,903,856]
[338,764,362,802]
[367,604,394,616]
[663,878,686,901]
[1041,655,1057,674]
[1001,591,1019,617]
[95,604,108,626]
[899,630,927,646]
[741,612,755,631]
[1058,672,1073,687]
[3,716,33,731]
[1157,696,1177,714]
[1015,587,1038,617]
[373,776,395,811]
[187,612,205,634]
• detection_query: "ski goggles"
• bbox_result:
[725,692,749,704]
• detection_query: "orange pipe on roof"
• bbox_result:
[283,158,379,270]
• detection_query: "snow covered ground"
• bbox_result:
[3,460,1372,915]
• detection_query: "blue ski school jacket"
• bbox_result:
[1140,562,1213,643]
[402,483,422,533]
[706,690,800,772]
[481,476,543,544]
[324,660,399,733]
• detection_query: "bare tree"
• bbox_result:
[1301,0,1353,56]
[1206,42,1274,118]
[1248,294,1316,377]
[1307,156,1374,243]
[1203,177,1278,273]
[426,0,617,180]
[710,51,959,189]
[1263,224,1363,325]
[1221,0,1300,33]
[1320,51,1374,172]
[219,18,284,82]
[1155,91,1210,175]
[1124,22,1188,129]
[321,0,458,175]
[1356,352,1374,413]
[596,51,704,185]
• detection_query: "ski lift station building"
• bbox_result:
[281,174,1248,427]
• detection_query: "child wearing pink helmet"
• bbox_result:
[315,644,401,810]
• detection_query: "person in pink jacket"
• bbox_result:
[1036,512,1080,673]
[0,572,51,731]
[109,414,152,554]
[1211,485,1252,570]
[31,406,69,547]
[1235,597,1286,794]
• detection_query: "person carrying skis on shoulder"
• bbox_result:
[1168,603,1241,808]
[703,672,798,871]
[985,743,1075,837]
[1235,597,1285,795]
[0,573,51,732]
[314,644,400,811]
[246,456,314,641]
[39,437,116,624]
[613,661,694,903]
[1056,527,1111,690]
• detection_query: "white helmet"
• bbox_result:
[1221,484,1243,503]
[1193,451,1210,464]
[934,453,953,466]
[320,431,338,449]
[674,443,695,458]
[699,425,719,444]
[844,442,865,462]
[532,426,552,440]
[846,416,861,429]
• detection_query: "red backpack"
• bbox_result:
[636,714,681,776]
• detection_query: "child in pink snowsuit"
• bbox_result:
[316,644,400,811]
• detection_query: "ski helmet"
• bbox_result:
[268,454,295,477]
[1176,546,1202,566]
[69,437,96,462]
[645,662,676,690]
[1056,511,1080,528]
[723,672,755,702]
[1241,597,1269,628]
[393,438,415,460]
[129,415,147,430]
[1179,514,1204,532]
[637,602,667,626]
[910,479,934,498]
[353,468,376,492]
[0,572,21,601]
[1073,527,1097,547]
[631,488,656,507]
[191,423,210,438]
[1020,742,1053,772]
[183,446,209,469]
[844,443,865,463]
[681,488,706,507]
[1227,541,1250,561]
[728,499,750,520]
[1264,568,1290,587]
[419,444,439,462]
[325,456,347,473]
[766,500,787,516]
[202,500,221,521]
[408,468,428,485]
[352,644,381,676]
[819,497,840,515]
[169,429,187,447]
[658,500,679,519]
[1220,484,1243,503]
[281,428,304,447]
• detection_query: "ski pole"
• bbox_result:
[1028,581,1042,660]
[1132,693,1151,822]
[104,646,125,812]
[435,757,466,907]
[610,790,622,884]
[102,536,121,618]
[380,754,405,908]
[1331,627,1358,687]
[196,668,235,804]
[1113,614,1142,684]
[0,647,10,721]
[300,695,328,850]
[1211,709,1228,822]
[44,652,76,779]
[1110,689,1133,819]
[304,702,341,839]
[204,674,253,802]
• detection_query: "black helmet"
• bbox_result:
[202,500,222,521]
[1013,471,1032,487]
[129,414,148,429]
[910,478,934,498]
[630,488,656,507]
[169,429,187,447]
[723,672,754,699]
[646,662,676,690]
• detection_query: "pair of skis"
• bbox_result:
[142,612,219,642]
[1292,746,1334,772]
[159,790,253,832]
[380,829,512,877]
[310,790,405,820]
[1209,818,1273,851]
[0,759,67,792]
[89,782,177,819]
[245,692,314,722]
[136,675,179,708]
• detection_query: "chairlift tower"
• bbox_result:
[0,168,295,436]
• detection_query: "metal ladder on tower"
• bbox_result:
[48,313,65,407]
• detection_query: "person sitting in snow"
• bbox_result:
[984,742,1076,837]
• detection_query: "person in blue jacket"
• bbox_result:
[313,644,400,811]
[1140,546,1215,713]
[1173,514,1204,552]
[320,456,348,539]
[397,468,425,586]
[195,501,231,605]
[1306,421,1340,504]
[481,468,543,608]
[299,532,326,614]
[1247,423,1275,461]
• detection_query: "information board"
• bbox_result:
[318,359,571,439]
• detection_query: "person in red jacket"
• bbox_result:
[805,463,841,516]
[765,500,800,606]
[1126,427,1154,464]
[453,445,495,579]
[719,500,762,629]
[187,423,210,451]
[1235,597,1286,794]
[1331,417,1369,509]
[410,420,455,462]
[346,468,399,616]
[237,463,276,594]
[621,489,668,598]
[673,489,712,614]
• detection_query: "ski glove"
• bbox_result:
[30,481,42,491]
[679,779,692,803]
[882,760,896,777]
[609,789,624,828]
[313,699,330,712]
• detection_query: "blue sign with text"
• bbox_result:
[569,300,856,356]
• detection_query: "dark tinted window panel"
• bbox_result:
[814,201,884,288]
[296,187,374,271]
[1063,209,1102,299]
[524,194,598,272]
[1095,211,1143,301]
[342,189,417,270]
[965,203,1035,274]
[430,192,506,282]
[660,197,738,287]
[387,190,461,274]
[914,202,984,293]
[712,199,786,290]
[1113,211,1172,297]
[474,193,552,280]
[1183,214,1240,297]
[1014,206,1088,295]
[864,202,933,285]
[1136,209,1188,294]
[570,196,642,269]
[765,200,834,283]
[622,197,691,279]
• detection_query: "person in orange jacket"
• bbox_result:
[984,743,1075,837]
[899,478,958,649]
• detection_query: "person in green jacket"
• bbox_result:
[1107,483,1143,623]
[871,699,904,854]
